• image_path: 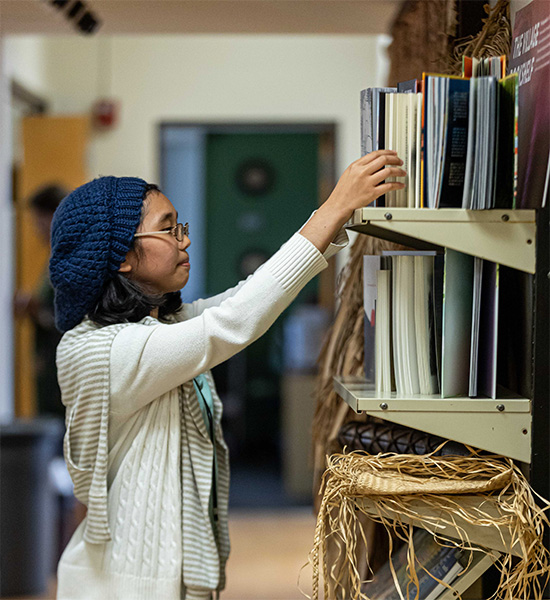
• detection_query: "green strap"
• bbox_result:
[193,374,219,533]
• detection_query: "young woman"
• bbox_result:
[50,150,405,599]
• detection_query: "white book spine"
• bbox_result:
[385,94,396,207]
[416,93,423,208]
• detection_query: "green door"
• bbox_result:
[205,132,319,295]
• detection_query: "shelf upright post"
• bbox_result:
[532,203,550,598]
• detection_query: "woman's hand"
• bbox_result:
[325,150,406,218]
[300,150,406,253]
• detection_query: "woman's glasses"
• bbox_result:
[134,222,189,242]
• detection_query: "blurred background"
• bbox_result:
[0,1,400,597]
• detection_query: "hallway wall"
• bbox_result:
[5,33,390,182]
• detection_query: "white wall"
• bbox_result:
[5,33,390,182]
[3,36,50,98]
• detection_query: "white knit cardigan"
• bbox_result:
[55,228,348,599]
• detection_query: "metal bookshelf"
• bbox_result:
[334,376,531,462]
[333,205,550,597]
[346,207,536,273]
[356,495,521,557]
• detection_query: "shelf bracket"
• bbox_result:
[347,208,537,274]
[357,495,521,557]
[334,377,532,463]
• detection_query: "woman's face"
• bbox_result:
[118,191,191,294]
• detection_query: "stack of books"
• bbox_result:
[363,248,512,399]
[360,56,518,209]
[362,528,467,599]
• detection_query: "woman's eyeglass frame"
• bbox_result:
[134,222,189,243]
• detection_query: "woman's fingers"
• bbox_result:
[364,153,404,175]
[327,151,406,213]
[372,181,406,199]
[370,166,407,185]
[357,149,399,167]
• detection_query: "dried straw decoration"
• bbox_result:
[308,450,550,600]
[447,0,512,75]
[386,0,458,85]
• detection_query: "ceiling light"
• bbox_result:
[78,11,100,34]
[67,0,85,19]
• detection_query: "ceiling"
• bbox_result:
[0,0,403,36]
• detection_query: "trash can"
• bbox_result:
[0,418,63,597]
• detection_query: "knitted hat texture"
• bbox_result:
[49,176,147,332]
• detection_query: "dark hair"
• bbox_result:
[30,184,68,214]
[88,183,183,327]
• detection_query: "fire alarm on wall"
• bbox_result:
[92,99,119,129]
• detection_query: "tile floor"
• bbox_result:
[9,508,317,600]
[224,508,316,600]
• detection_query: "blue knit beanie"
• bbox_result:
[49,176,148,332]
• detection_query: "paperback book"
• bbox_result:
[384,92,423,208]
[461,73,518,210]
[362,528,466,599]
[360,86,399,206]
[378,251,440,396]
[422,74,470,209]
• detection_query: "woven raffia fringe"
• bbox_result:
[308,450,550,600]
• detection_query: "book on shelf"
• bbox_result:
[460,72,518,210]
[397,78,422,94]
[363,248,507,399]
[360,57,518,210]
[463,55,506,78]
[365,251,440,396]
[362,528,466,600]
[363,255,381,385]
[363,255,394,392]
[508,0,550,209]
[385,92,423,208]
[360,86,398,156]
[477,261,500,399]
[422,73,470,209]
[376,268,393,393]
[441,249,474,397]
[360,86,397,207]
[461,55,518,209]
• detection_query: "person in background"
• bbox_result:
[14,184,67,418]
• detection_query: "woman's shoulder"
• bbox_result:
[58,316,162,352]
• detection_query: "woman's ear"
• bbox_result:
[118,257,133,273]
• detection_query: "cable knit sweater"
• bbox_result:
[55,226,348,600]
